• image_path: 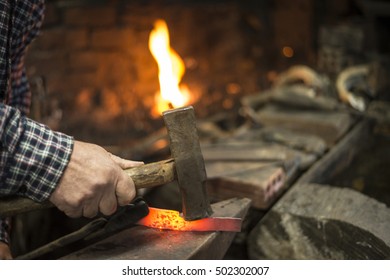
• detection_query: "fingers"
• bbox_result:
[49,187,83,219]
[115,172,136,206]
[50,141,139,219]
[82,199,100,218]
[108,153,140,206]
[108,153,144,169]
[102,153,138,208]
[98,189,118,216]
[63,208,83,219]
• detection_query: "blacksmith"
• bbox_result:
[0,0,141,259]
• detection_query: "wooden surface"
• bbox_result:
[202,142,316,170]
[295,120,370,185]
[201,140,318,210]
[61,197,251,260]
[254,105,354,145]
[0,197,53,219]
[232,126,328,156]
[127,159,176,189]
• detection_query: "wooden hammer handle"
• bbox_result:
[0,159,176,218]
[128,159,175,189]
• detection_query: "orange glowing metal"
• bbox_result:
[136,207,242,232]
[149,19,191,115]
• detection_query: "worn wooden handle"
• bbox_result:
[0,159,176,218]
[127,159,176,189]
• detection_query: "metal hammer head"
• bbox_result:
[163,106,213,221]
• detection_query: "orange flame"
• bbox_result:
[149,19,191,116]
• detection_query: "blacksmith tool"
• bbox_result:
[136,206,242,232]
[16,197,150,260]
[16,197,242,260]
[0,106,213,221]
[60,198,250,260]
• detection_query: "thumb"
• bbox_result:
[109,153,144,169]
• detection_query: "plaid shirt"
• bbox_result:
[0,1,73,244]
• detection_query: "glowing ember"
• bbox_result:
[136,207,242,232]
[149,19,191,116]
[282,46,294,58]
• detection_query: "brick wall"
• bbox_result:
[25,0,314,144]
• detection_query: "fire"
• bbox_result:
[149,19,191,116]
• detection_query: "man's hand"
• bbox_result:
[49,141,143,218]
[0,241,12,260]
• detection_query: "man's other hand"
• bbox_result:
[49,141,143,218]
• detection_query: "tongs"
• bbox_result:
[16,197,149,260]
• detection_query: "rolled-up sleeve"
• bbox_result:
[0,103,73,201]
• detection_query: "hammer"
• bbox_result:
[0,106,213,221]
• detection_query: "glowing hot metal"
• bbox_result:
[136,207,242,232]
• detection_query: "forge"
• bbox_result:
[27,0,277,146]
[5,0,390,260]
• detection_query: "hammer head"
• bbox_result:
[163,106,213,221]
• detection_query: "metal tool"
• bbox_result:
[0,106,212,221]
[16,198,241,259]
[136,207,242,232]
[16,197,149,260]
[60,198,251,260]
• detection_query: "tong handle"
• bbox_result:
[16,198,149,260]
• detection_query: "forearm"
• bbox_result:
[0,103,74,201]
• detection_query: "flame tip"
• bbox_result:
[149,19,192,116]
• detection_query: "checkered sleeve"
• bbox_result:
[0,103,74,201]
[0,217,11,244]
